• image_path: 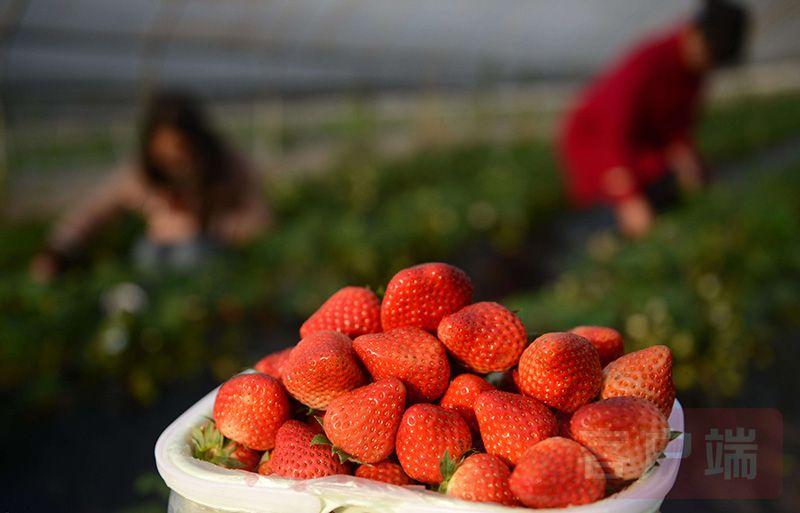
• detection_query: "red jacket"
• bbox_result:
[560,27,704,208]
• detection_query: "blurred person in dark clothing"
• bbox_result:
[31,91,270,280]
[559,0,749,238]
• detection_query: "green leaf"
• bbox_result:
[294,404,321,417]
[669,430,682,441]
[437,450,458,493]
[331,446,368,465]
[191,419,226,458]
[308,433,368,465]
[310,433,332,447]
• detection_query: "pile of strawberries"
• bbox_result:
[192,262,677,509]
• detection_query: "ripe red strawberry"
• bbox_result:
[444,453,519,506]
[353,327,450,402]
[439,374,494,433]
[473,390,558,465]
[229,444,261,472]
[191,419,262,472]
[268,420,351,479]
[381,262,473,331]
[601,345,675,418]
[300,286,381,339]
[517,332,602,413]
[321,379,407,464]
[281,330,366,409]
[395,403,472,485]
[438,302,527,373]
[571,326,624,366]
[509,437,605,508]
[254,347,293,379]
[570,397,669,481]
[257,452,271,475]
[213,373,290,451]
[355,461,413,485]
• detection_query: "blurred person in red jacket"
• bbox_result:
[31,90,270,281]
[559,0,749,238]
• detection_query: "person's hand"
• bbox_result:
[614,195,654,239]
[669,143,704,195]
[29,250,61,283]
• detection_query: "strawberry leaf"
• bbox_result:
[331,446,368,465]
[371,284,386,299]
[436,450,460,493]
[669,430,682,441]
[310,434,332,447]
[295,404,321,417]
[190,420,249,469]
[191,420,227,460]
[309,433,366,464]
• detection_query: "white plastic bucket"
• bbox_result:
[156,384,684,513]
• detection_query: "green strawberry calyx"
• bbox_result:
[436,449,475,493]
[653,430,684,467]
[295,404,322,417]
[310,433,369,465]
[190,419,246,469]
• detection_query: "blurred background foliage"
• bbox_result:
[2,93,800,416]
[507,166,800,400]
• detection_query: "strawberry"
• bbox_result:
[439,374,494,433]
[300,286,381,339]
[353,327,450,402]
[601,345,675,417]
[267,420,351,479]
[517,332,602,413]
[229,444,261,472]
[509,437,605,508]
[212,373,290,451]
[473,390,558,465]
[191,419,262,472]
[257,452,272,475]
[254,347,293,379]
[438,302,527,373]
[444,453,519,506]
[355,461,413,485]
[281,330,366,409]
[570,397,669,481]
[321,379,407,463]
[571,326,624,366]
[395,403,472,485]
[381,262,473,331]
